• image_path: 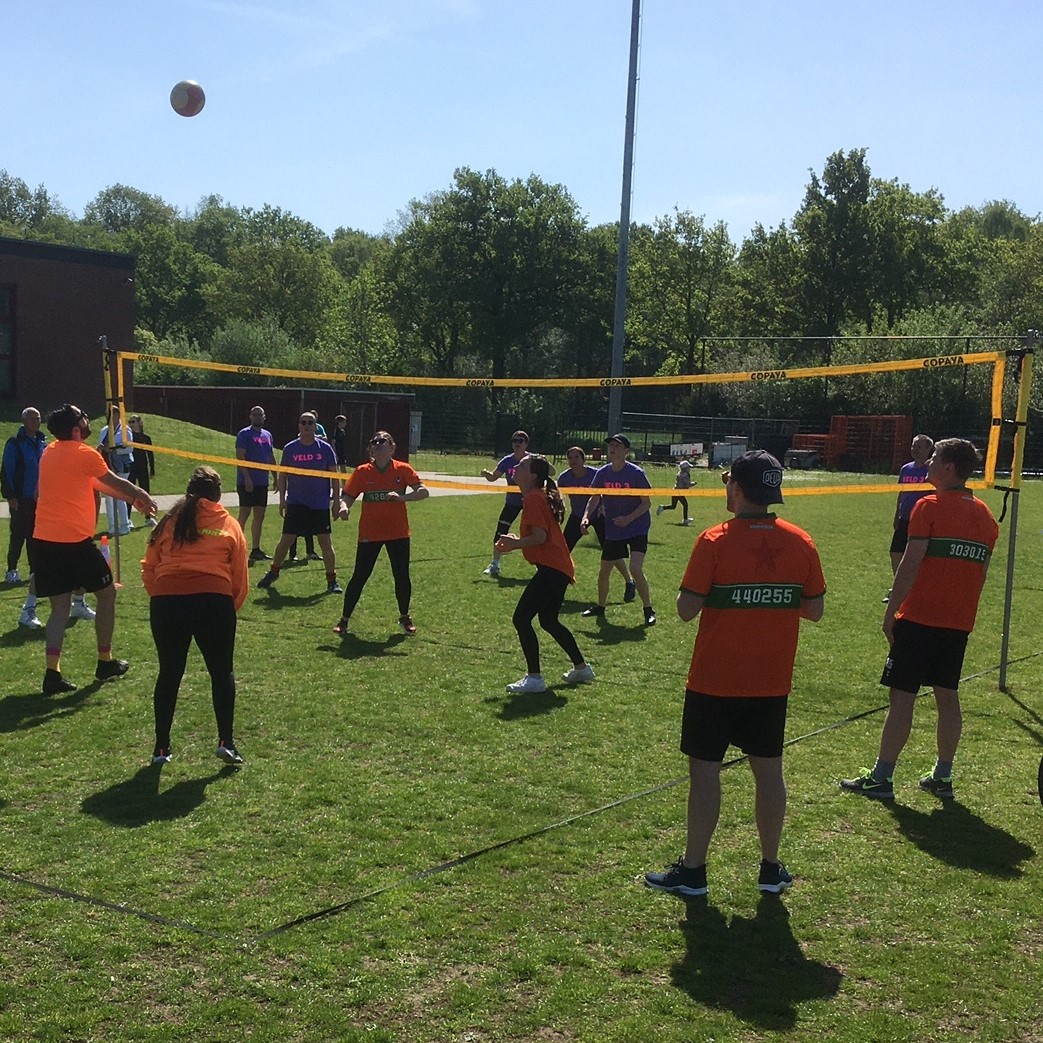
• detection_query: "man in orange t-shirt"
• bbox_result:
[30,403,157,695]
[645,450,825,899]
[841,438,998,802]
[333,430,429,636]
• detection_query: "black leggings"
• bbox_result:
[494,502,523,548]
[513,565,584,675]
[341,538,412,618]
[150,593,237,748]
[660,496,689,520]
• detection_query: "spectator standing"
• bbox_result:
[126,415,157,528]
[235,405,277,562]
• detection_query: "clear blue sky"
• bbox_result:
[6,0,1042,240]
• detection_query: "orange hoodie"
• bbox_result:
[141,500,249,611]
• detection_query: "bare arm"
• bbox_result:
[497,525,546,553]
[883,538,929,642]
[676,590,705,622]
[801,595,825,622]
[97,471,157,516]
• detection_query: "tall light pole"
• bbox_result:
[607,0,641,437]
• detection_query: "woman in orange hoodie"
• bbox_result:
[142,466,249,766]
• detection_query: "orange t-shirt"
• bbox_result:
[34,440,110,543]
[681,514,825,697]
[520,489,575,582]
[141,500,249,611]
[342,459,421,543]
[896,490,998,632]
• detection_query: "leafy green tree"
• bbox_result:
[0,170,69,234]
[83,184,178,234]
[727,223,805,340]
[184,195,245,267]
[330,226,388,281]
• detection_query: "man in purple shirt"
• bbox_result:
[236,405,277,562]
[885,434,933,602]
[579,434,656,626]
[257,413,342,595]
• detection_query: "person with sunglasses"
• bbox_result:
[256,414,341,594]
[479,430,531,577]
[333,431,428,636]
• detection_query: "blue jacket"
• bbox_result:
[2,426,47,500]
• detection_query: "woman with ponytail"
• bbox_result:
[142,466,249,766]
[495,454,594,694]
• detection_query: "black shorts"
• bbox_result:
[237,486,270,508]
[29,537,113,598]
[680,689,789,760]
[601,534,648,562]
[889,518,911,555]
[563,513,607,551]
[881,618,969,693]
[282,504,332,537]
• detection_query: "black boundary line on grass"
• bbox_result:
[4,649,1039,948]
[0,869,239,944]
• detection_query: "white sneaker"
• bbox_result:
[18,607,43,629]
[683,518,693,526]
[655,505,665,517]
[5,569,20,584]
[562,664,596,685]
[483,562,500,577]
[70,600,97,621]
[145,517,157,528]
[506,674,547,694]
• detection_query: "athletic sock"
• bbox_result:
[326,571,336,585]
[933,760,953,780]
[24,595,37,611]
[98,646,113,663]
[72,594,86,605]
[46,650,61,672]
[871,759,896,782]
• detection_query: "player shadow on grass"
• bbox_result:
[485,688,569,720]
[671,894,842,1030]
[582,616,652,646]
[253,589,338,611]
[0,682,100,734]
[323,634,411,660]
[80,763,233,828]
[1004,689,1043,747]
[886,801,1035,877]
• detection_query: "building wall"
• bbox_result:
[133,385,415,466]
[0,237,136,413]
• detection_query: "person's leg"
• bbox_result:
[251,505,267,552]
[149,595,194,750]
[191,595,238,746]
[684,758,722,868]
[93,582,117,655]
[596,559,613,607]
[386,539,412,616]
[7,501,28,573]
[340,542,382,619]
[44,592,72,665]
[890,550,903,575]
[316,532,336,581]
[630,549,651,607]
[563,514,581,552]
[678,496,690,522]
[534,568,585,665]
[269,533,295,570]
[933,686,962,763]
[749,755,786,864]
[512,574,544,675]
[238,503,252,529]
[877,687,918,767]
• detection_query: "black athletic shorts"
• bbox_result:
[881,617,969,693]
[29,537,113,598]
[282,504,332,537]
[601,534,648,562]
[680,689,789,761]
[237,486,270,508]
[889,518,911,555]
[563,513,607,551]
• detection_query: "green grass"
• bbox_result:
[1,469,1042,1041]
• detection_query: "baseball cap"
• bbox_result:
[679,460,692,469]
[605,433,631,449]
[730,450,784,505]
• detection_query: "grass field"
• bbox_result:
[1,453,1042,1041]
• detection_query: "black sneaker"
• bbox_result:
[623,580,637,603]
[644,606,657,626]
[95,659,129,682]
[332,617,350,636]
[249,548,270,561]
[151,746,172,765]
[839,770,895,801]
[257,570,278,589]
[307,551,322,562]
[216,741,243,766]
[581,604,606,618]
[43,669,77,695]
[644,858,707,897]
[757,859,794,894]
[327,580,343,595]
[919,774,955,799]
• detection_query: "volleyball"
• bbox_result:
[170,80,206,118]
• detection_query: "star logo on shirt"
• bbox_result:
[754,534,780,574]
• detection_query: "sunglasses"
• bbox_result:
[299,419,316,425]
[370,437,390,446]
[512,438,528,445]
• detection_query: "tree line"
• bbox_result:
[2,149,1039,444]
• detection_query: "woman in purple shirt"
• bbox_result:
[479,430,531,577]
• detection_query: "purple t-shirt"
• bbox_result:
[236,426,275,487]
[897,460,930,520]
[281,437,338,510]
[557,465,600,519]
[591,460,652,540]
[496,453,526,507]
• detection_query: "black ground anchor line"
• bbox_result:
[0,869,242,945]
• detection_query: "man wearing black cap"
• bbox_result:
[645,450,825,897]
[579,434,656,625]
